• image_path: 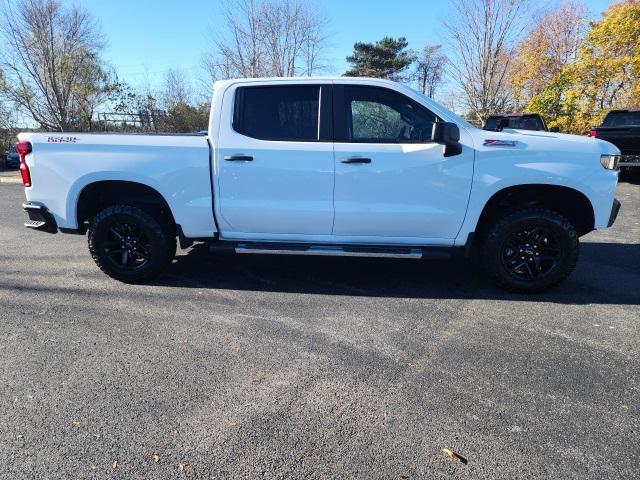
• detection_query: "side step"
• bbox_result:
[209,242,454,260]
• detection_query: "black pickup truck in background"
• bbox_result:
[483,113,559,132]
[589,110,640,172]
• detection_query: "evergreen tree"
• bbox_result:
[344,37,415,80]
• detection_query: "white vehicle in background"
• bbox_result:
[17,77,621,292]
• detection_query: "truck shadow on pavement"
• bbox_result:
[154,242,640,306]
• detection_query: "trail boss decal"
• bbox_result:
[47,136,78,143]
[484,139,516,147]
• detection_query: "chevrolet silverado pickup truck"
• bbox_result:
[589,109,640,172]
[18,77,621,292]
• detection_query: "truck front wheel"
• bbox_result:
[88,205,176,283]
[480,207,579,293]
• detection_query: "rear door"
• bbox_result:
[215,83,334,237]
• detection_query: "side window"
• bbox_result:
[344,86,438,143]
[234,85,320,141]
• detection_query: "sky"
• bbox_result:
[77,0,614,95]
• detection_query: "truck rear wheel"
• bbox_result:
[88,205,176,283]
[480,207,579,293]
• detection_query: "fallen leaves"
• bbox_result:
[111,460,118,469]
[152,454,160,463]
[442,448,467,464]
[178,463,187,472]
[94,432,102,440]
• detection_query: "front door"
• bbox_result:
[216,83,335,237]
[332,85,474,242]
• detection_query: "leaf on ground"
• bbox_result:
[244,401,252,407]
[153,454,160,463]
[442,448,467,464]
[72,421,81,428]
[112,460,118,469]
[26,395,33,400]
[178,463,187,472]
[94,432,102,440]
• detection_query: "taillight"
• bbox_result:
[16,141,32,187]
[588,129,597,138]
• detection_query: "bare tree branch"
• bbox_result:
[0,0,110,131]
[445,0,532,122]
[203,0,329,83]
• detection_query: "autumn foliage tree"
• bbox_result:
[527,0,640,133]
[510,1,588,111]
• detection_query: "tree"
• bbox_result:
[510,1,588,110]
[204,0,328,81]
[158,69,208,133]
[413,45,447,98]
[0,68,18,154]
[0,0,112,131]
[344,37,415,80]
[444,0,531,122]
[528,0,640,133]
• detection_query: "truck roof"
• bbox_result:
[213,77,403,88]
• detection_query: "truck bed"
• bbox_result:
[17,132,216,238]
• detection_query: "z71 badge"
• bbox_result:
[47,136,78,143]
[484,139,516,147]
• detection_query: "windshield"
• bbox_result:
[603,111,640,126]
[411,89,475,130]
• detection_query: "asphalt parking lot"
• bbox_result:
[0,179,638,479]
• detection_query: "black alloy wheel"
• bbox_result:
[500,227,562,281]
[102,220,152,270]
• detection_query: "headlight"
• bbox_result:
[600,154,620,170]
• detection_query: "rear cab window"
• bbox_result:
[602,111,640,126]
[484,115,545,131]
[233,85,323,141]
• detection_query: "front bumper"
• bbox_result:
[22,203,58,233]
[620,154,640,169]
[608,198,621,227]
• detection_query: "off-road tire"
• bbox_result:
[480,207,579,293]
[88,205,176,283]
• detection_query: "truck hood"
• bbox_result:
[470,128,621,156]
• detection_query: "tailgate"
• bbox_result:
[595,127,640,154]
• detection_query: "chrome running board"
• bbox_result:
[233,244,423,259]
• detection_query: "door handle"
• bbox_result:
[341,157,371,164]
[224,155,253,161]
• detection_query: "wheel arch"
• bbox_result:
[474,184,595,240]
[75,180,177,234]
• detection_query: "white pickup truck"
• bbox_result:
[18,77,621,292]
